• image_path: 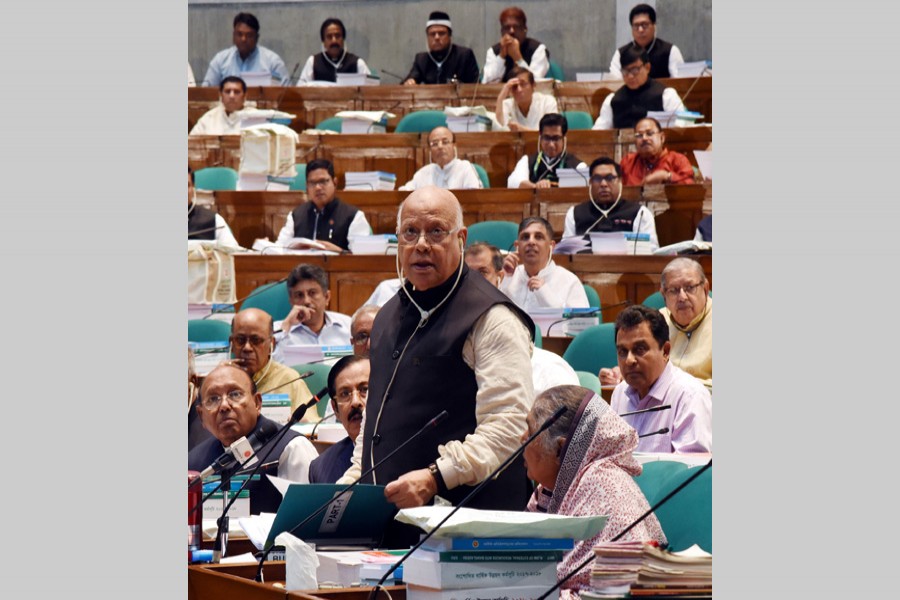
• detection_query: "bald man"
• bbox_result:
[230,308,317,422]
[399,127,483,191]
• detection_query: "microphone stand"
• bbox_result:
[534,459,712,600]
[367,405,568,600]
[254,410,450,582]
[202,276,289,319]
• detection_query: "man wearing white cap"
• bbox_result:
[403,11,480,85]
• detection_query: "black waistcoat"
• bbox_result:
[527,151,582,185]
[362,266,533,512]
[492,38,546,82]
[313,51,363,82]
[573,200,644,237]
[188,206,217,240]
[187,415,301,514]
[292,197,358,250]
[618,38,674,79]
[611,78,666,129]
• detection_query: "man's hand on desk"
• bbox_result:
[599,366,623,386]
[384,468,437,508]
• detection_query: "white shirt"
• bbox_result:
[365,278,402,307]
[275,207,371,247]
[531,347,580,395]
[499,92,559,130]
[277,436,320,483]
[482,43,549,83]
[298,54,371,85]
[592,88,686,130]
[562,204,659,249]
[399,159,483,191]
[499,260,589,310]
[189,104,243,136]
[507,154,588,189]
[609,44,685,79]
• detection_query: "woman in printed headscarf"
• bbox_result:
[523,385,666,598]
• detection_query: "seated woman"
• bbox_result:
[523,385,666,598]
[495,67,558,131]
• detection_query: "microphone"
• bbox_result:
[676,66,710,118]
[188,224,226,238]
[619,405,671,417]
[367,406,568,599]
[254,410,450,581]
[194,419,280,482]
[546,301,631,336]
[257,371,314,395]
[202,276,289,319]
[638,427,669,439]
[309,411,338,441]
[632,208,645,255]
[535,459,712,600]
[378,69,407,82]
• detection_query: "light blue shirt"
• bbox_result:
[272,311,352,363]
[202,45,288,87]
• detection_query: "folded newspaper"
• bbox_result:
[396,506,607,541]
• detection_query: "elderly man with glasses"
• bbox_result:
[620,117,695,185]
[188,363,318,512]
[399,126,482,191]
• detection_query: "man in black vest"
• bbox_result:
[507,113,587,189]
[188,167,240,248]
[609,4,685,80]
[561,157,658,249]
[403,11,480,85]
[274,158,371,252]
[593,46,686,130]
[338,186,536,546]
[483,6,550,83]
[188,364,318,513]
[298,18,372,85]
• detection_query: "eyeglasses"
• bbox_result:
[398,226,458,245]
[541,135,564,143]
[308,178,332,188]
[663,282,704,298]
[622,64,646,77]
[334,385,368,405]
[634,130,660,140]
[590,174,618,183]
[631,21,653,30]
[230,335,270,347]
[352,331,370,345]
[429,139,453,148]
[200,389,248,411]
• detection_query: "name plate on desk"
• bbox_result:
[261,393,291,425]
[281,344,353,366]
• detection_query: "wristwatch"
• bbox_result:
[428,462,448,495]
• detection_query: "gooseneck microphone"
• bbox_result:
[367,405,568,600]
[638,427,669,439]
[534,459,713,600]
[620,405,671,417]
[254,410,450,582]
[193,419,280,483]
[202,276,290,319]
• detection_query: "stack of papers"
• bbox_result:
[674,61,711,78]
[344,171,397,191]
[335,72,381,86]
[587,542,712,597]
[554,236,590,254]
[653,240,712,256]
[556,166,589,188]
[446,114,492,132]
[575,72,606,82]
[348,234,398,255]
[239,108,297,129]
[335,110,395,134]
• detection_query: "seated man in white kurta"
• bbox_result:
[399,126,482,191]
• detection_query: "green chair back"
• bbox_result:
[466,220,519,251]
[240,281,293,322]
[562,323,617,374]
[562,110,593,130]
[473,163,490,188]
[316,117,343,132]
[188,319,231,343]
[652,464,713,552]
[642,291,666,310]
[289,164,307,191]
[290,363,333,418]
[395,110,447,133]
[546,60,564,81]
[532,323,542,349]
[575,370,601,394]
[582,284,601,310]
[634,461,689,507]
[194,167,239,191]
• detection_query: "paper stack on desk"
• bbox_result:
[585,542,712,598]
[344,171,397,191]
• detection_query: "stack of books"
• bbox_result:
[404,537,572,600]
[556,167,589,188]
[585,542,712,598]
[344,171,397,191]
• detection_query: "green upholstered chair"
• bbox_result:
[575,370,602,394]
[194,167,239,191]
[466,220,519,251]
[562,323,618,374]
[642,291,666,310]
[290,363,333,418]
[289,164,307,191]
[473,163,491,188]
[582,284,601,309]
[188,319,231,343]
[562,110,594,130]
[651,464,713,552]
[395,110,447,133]
[239,281,293,322]
[316,117,343,132]
[532,323,543,349]
[546,60,564,81]
[634,460,689,507]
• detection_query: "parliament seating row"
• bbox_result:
[188,78,712,134]
[209,184,708,251]
[188,127,712,189]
